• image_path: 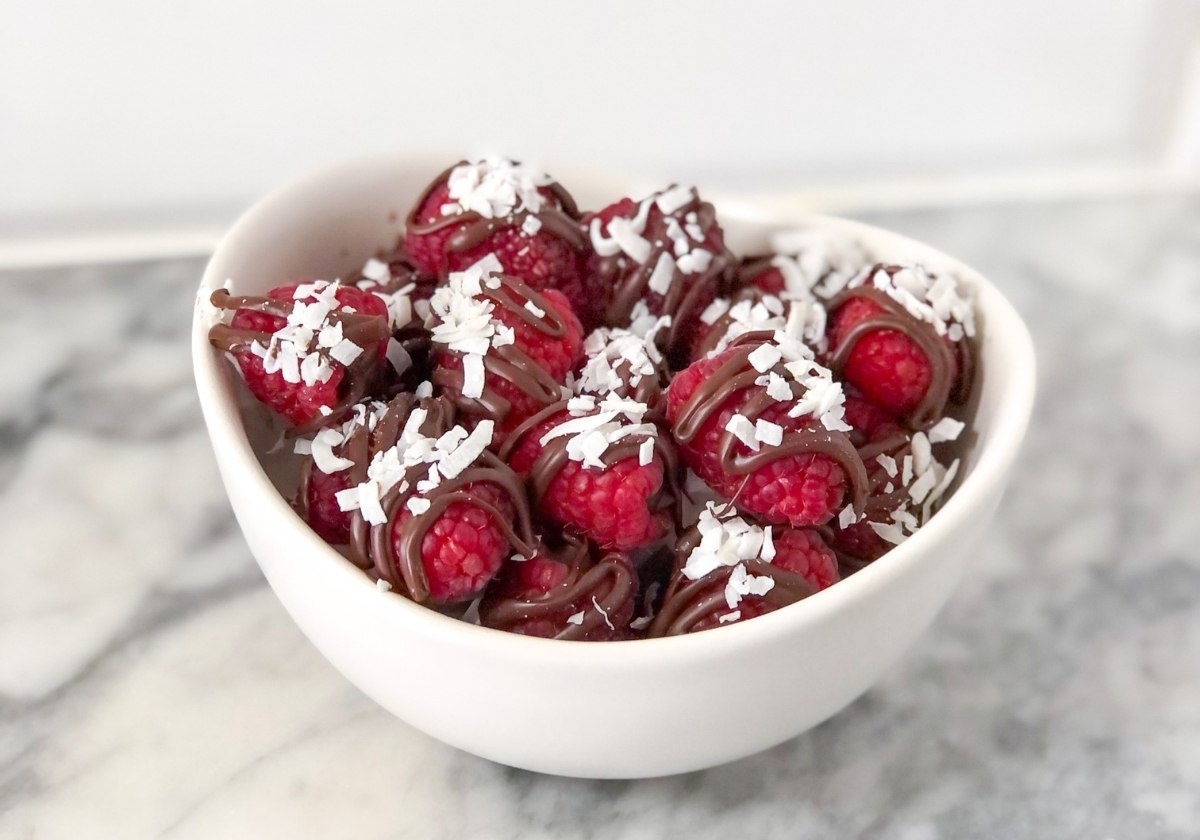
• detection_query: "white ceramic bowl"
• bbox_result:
[192,154,1035,779]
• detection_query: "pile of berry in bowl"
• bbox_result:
[193,155,1034,777]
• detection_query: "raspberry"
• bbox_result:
[654,539,832,636]
[431,280,583,442]
[497,287,582,381]
[222,283,389,427]
[689,288,797,362]
[771,527,840,590]
[842,391,905,449]
[666,347,852,527]
[574,325,670,413]
[744,264,787,297]
[828,296,936,419]
[404,165,597,324]
[479,542,636,640]
[584,187,729,366]
[400,481,514,603]
[505,409,670,550]
[300,464,354,545]
[829,424,913,572]
[683,531,838,633]
[830,517,888,572]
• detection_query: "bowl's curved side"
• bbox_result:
[192,155,1035,778]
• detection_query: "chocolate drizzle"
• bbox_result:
[207,287,391,429]
[479,539,637,640]
[406,161,587,268]
[689,287,802,361]
[431,273,577,428]
[827,266,975,430]
[823,428,914,576]
[648,524,817,637]
[594,189,732,365]
[497,398,681,527]
[671,339,869,517]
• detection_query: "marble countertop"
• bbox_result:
[4,194,1199,839]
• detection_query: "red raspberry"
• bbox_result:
[405,166,596,323]
[744,264,787,297]
[829,422,913,572]
[432,283,583,442]
[583,188,728,366]
[657,526,837,635]
[497,287,582,381]
[666,347,851,527]
[829,296,941,420]
[397,481,514,604]
[830,516,888,571]
[685,531,837,633]
[771,527,840,590]
[300,465,354,544]
[480,544,636,640]
[506,409,669,550]
[224,284,389,427]
[842,391,904,449]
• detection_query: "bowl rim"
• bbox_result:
[192,153,1036,667]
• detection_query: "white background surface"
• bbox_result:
[3,0,1200,251]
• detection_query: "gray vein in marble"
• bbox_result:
[2,195,1199,839]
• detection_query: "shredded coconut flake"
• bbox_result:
[870,520,908,546]
[647,251,676,295]
[838,504,858,529]
[462,352,486,399]
[655,185,694,215]
[676,248,713,275]
[755,419,783,447]
[406,496,431,515]
[700,298,730,325]
[767,229,871,299]
[441,158,552,219]
[908,469,938,505]
[747,343,782,373]
[725,414,759,451]
[681,503,779,581]
[639,437,655,466]
[724,562,775,609]
[761,527,776,562]
[928,417,965,443]
[847,262,976,339]
[361,258,389,282]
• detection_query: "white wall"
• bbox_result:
[3,0,1198,241]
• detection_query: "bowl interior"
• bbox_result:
[192,155,1035,656]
